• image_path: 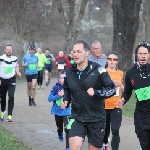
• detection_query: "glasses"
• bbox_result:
[107,58,118,61]
[138,41,150,47]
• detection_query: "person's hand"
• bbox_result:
[118,98,125,108]
[64,63,66,66]
[0,80,1,85]
[24,62,28,66]
[61,101,68,109]
[87,87,95,96]
[58,89,64,97]
[16,72,21,77]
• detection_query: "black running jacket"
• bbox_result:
[63,61,116,122]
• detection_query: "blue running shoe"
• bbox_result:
[58,134,64,142]
[65,148,70,150]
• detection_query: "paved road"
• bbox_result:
[1,78,140,150]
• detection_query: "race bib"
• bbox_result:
[29,64,36,70]
[46,59,51,64]
[58,64,64,69]
[135,86,150,101]
[56,97,63,106]
[4,66,14,74]
[114,87,120,96]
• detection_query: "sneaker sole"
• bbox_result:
[6,120,12,122]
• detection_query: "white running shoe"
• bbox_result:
[103,143,109,150]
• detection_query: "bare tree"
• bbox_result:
[113,0,141,71]
[55,0,88,55]
[143,0,150,41]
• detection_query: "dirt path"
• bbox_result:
[1,78,140,150]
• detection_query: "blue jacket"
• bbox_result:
[48,82,71,116]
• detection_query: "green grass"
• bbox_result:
[123,92,136,118]
[0,125,31,150]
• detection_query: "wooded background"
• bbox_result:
[0,0,149,74]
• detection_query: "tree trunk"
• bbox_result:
[113,0,141,72]
[143,0,150,41]
[56,0,88,55]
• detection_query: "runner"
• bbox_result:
[88,41,107,67]
[55,50,70,77]
[118,41,150,150]
[22,46,38,106]
[0,45,21,122]
[61,39,116,150]
[48,72,70,150]
[103,51,124,150]
[35,48,46,89]
[44,48,55,86]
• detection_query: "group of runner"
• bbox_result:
[0,40,150,150]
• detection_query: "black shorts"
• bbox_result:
[69,120,105,148]
[45,67,52,72]
[26,74,38,82]
[134,110,150,149]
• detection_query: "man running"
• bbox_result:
[22,46,38,106]
[118,41,150,150]
[0,45,21,122]
[44,48,55,86]
[61,39,116,150]
[35,48,46,89]
[88,41,107,67]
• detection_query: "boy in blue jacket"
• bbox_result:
[48,72,70,150]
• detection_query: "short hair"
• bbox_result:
[107,51,119,58]
[92,41,101,47]
[74,39,90,51]
[6,44,12,46]
[45,48,50,51]
[58,50,64,54]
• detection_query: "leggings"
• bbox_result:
[1,76,16,116]
[103,108,122,150]
[37,68,44,85]
[55,115,69,148]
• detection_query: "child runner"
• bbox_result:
[48,72,70,150]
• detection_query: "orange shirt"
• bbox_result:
[105,68,123,109]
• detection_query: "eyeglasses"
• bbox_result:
[138,41,150,47]
[107,58,118,61]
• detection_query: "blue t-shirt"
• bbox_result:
[22,54,38,75]
[45,54,53,68]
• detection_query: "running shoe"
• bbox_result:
[58,134,64,142]
[37,85,40,89]
[103,143,109,150]
[47,80,50,85]
[0,112,5,122]
[41,85,44,89]
[45,82,48,86]
[65,148,69,150]
[32,100,36,106]
[6,115,12,122]
[29,99,32,106]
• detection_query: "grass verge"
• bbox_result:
[0,125,31,150]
